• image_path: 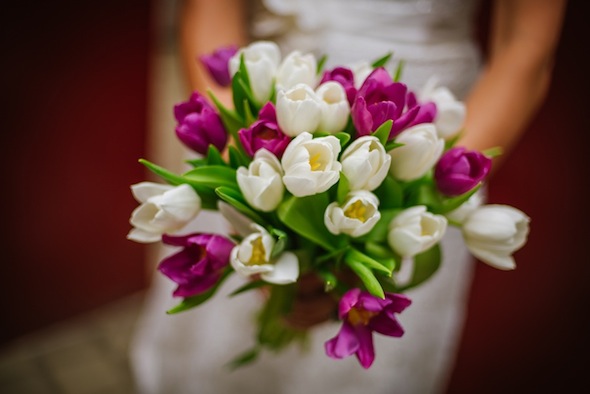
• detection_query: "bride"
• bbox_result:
[130,1,566,393]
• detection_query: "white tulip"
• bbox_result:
[281,132,342,197]
[230,224,299,284]
[350,61,373,89]
[276,50,317,91]
[420,77,466,140]
[315,81,350,134]
[217,201,254,238]
[276,83,322,136]
[324,191,381,237]
[127,182,200,243]
[389,123,444,181]
[229,41,281,103]
[388,206,447,258]
[462,204,530,270]
[236,149,285,212]
[341,136,391,191]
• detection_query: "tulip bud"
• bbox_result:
[199,45,237,87]
[276,84,323,137]
[127,183,201,243]
[281,132,342,197]
[434,147,492,196]
[324,191,381,237]
[341,136,391,191]
[229,41,281,103]
[238,102,291,158]
[316,81,350,134]
[237,149,285,212]
[320,66,357,105]
[420,78,466,140]
[389,124,444,181]
[230,224,299,284]
[276,50,318,91]
[174,92,227,155]
[388,206,447,258]
[462,204,530,270]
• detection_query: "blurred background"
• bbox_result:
[0,0,588,393]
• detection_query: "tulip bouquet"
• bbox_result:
[127,41,530,369]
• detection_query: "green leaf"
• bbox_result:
[228,145,251,169]
[385,141,404,152]
[333,132,352,148]
[393,59,405,82]
[372,120,393,146]
[316,54,328,75]
[371,52,393,68]
[207,89,244,138]
[483,146,503,158]
[345,248,392,276]
[167,269,233,314]
[215,186,267,225]
[277,194,346,252]
[206,145,226,166]
[183,165,238,189]
[270,228,288,259]
[317,268,338,291]
[435,184,481,215]
[139,159,185,186]
[399,244,441,291]
[243,99,256,126]
[364,242,397,273]
[374,175,403,209]
[229,279,267,297]
[226,347,260,371]
[406,181,440,211]
[336,172,350,205]
[344,258,385,299]
[185,158,207,168]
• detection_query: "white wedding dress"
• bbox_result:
[131,1,483,393]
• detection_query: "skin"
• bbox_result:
[173,0,568,328]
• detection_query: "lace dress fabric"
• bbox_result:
[131,1,482,393]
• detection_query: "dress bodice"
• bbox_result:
[252,0,483,97]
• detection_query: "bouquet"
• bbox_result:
[127,41,530,369]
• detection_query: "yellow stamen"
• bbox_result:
[348,307,378,326]
[344,200,367,222]
[247,236,268,266]
[309,152,323,171]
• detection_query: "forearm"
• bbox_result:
[460,45,552,157]
[459,0,567,169]
[179,0,247,96]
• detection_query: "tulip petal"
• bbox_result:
[354,325,375,369]
[325,322,360,359]
[126,228,161,243]
[261,251,299,284]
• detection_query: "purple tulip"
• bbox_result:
[320,67,357,105]
[199,45,238,87]
[174,92,228,155]
[238,102,291,158]
[351,68,436,139]
[325,288,411,369]
[434,147,492,196]
[158,233,235,298]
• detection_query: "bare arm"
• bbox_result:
[178,0,247,98]
[460,0,567,167]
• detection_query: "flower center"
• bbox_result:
[247,236,268,266]
[256,126,278,140]
[348,307,378,326]
[309,152,324,171]
[344,200,367,222]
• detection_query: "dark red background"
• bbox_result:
[0,0,588,392]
